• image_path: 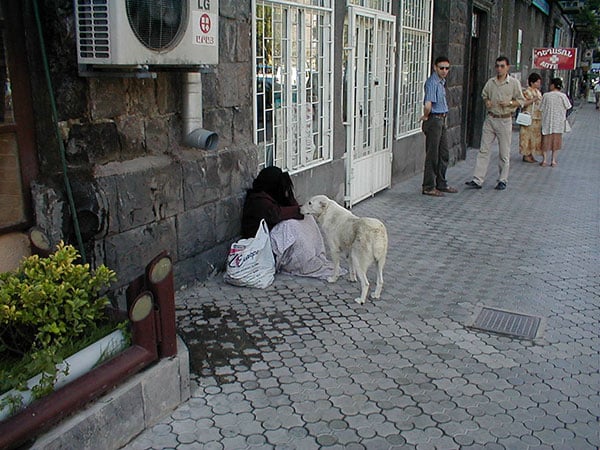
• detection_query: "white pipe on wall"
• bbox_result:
[182,72,218,150]
[183,72,204,136]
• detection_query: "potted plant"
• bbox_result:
[0,242,129,420]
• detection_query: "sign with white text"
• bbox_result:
[532,48,577,70]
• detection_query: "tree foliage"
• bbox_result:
[573,0,600,47]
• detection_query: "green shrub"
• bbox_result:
[0,242,120,408]
[0,242,117,355]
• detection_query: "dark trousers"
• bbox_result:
[421,117,449,191]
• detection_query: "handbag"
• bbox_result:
[515,112,532,126]
[224,219,275,288]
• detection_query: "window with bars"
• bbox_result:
[347,0,392,14]
[253,0,333,173]
[395,0,433,138]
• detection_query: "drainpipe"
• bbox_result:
[182,72,218,150]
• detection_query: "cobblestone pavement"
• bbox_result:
[125,103,600,449]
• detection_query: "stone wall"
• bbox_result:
[25,1,258,303]
[432,0,472,161]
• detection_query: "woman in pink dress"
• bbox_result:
[540,78,572,167]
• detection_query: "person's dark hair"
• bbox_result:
[550,77,563,90]
[528,73,541,86]
[434,56,449,66]
[496,55,510,65]
[251,166,297,206]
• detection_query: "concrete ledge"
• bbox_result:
[30,336,190,450]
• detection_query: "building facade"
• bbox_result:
[0,0,573,303]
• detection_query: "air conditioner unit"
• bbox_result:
[74,0,219,68]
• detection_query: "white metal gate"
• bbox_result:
[345,7,396,207]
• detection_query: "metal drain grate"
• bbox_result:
[469,307,543,340]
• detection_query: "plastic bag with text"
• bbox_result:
[224,219,275,288]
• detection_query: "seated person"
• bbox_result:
[241,166,336,280]
[241,166,303,238]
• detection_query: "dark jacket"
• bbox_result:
[241,191,303,238]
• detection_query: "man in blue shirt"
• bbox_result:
[420,56,457,197]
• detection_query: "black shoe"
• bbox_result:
[465,180,482,189]
[495,181,507,190]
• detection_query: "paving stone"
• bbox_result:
[124,104,600,450]
[331,428,362,445]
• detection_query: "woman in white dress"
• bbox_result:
[540,78,572,167]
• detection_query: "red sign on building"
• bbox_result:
[532,48,577,70]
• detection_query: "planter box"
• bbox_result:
[29,336,189,450]
[0,329,129,421]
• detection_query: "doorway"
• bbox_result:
[466,8,488,149]
[344,6,395,207]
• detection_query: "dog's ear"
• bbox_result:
[319,198,328,209]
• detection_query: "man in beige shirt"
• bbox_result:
[466,56,525,190]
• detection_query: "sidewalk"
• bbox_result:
[125,103,600,449]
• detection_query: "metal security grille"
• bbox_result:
[75,0,110,59]
[253,0,333,173]
[344,7,395,206]
[470,307,543,340]
[347,0,392,14]
[126,0,185,51]
[395,0,433,138]
[352,14,376,159]
[348,13,395,160]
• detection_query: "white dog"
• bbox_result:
[300,195,388,304]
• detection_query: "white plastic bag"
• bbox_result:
[515,112,532,126]
[224,219,275,288]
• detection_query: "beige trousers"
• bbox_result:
[473,116,513,184]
